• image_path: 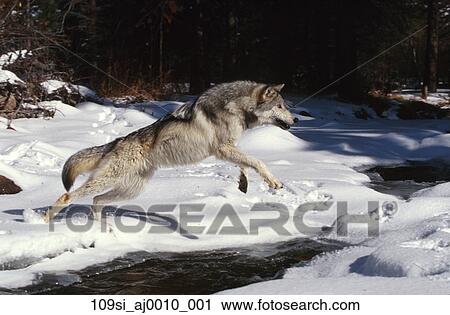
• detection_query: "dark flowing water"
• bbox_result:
[1,238,345,295]
[362,160,450,199]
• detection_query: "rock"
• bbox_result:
[41,85,83,106]
[354,107,371,120]
[0,94,17,111]
[299,110,312,117]
[0,175,22,194]
[397,100,449,119]
[39,80,97,106]
[0,82,27,119]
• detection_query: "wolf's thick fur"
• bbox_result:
[46,81,297,221]
[62,144,108,191]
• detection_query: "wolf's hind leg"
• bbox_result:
[92,188,125,220]
[45,193,72,222]
[92,173,151,220]
[45,176,116,222]
[238,167,249,193]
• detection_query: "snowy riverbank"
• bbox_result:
[0,97,449,293]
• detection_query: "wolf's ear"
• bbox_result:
[272,83,285,92]
[257,84,279,104]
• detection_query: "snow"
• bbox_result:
[412,182,450,198]
[0,50,30,85]
[0,50,31,68]
[40,80,71,93]
[221,212,450,294]
[40,79,97,98]
[0,69,25,85]
[0,49,96,98]
[288,97,378,121]
[219,274,450,294]
[0,91,449,293]
[389,89,450,107]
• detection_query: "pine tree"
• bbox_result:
[424,0,439,93]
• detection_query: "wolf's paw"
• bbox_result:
[238,174,249,193]
[42,212,50,223]
[57,193,71,204]
[265,176,283,190]
[23,208,48,224]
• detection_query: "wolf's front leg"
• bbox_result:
[216,144,283,190]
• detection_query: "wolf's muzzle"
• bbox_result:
[275,119,292,130]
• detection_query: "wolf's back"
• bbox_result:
[62,142,113,191]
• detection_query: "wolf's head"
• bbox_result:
[247,84,298,130]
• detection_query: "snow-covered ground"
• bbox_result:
[0,95,449,294]
[390,89,450,108]
[0,50,29,84]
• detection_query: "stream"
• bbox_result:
[363,160,450,199]
[2,238,344,295]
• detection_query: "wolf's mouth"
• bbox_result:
[274,119,291,130]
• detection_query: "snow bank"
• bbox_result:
[238,125,308,151]
[412,182,450,198]
[0,69,24,84]
[391,90,450,107]
[0,50,30,85]
[40,80,97,98]
[0,50,31,69]
[0,94,449,293]
[222,205,450,294]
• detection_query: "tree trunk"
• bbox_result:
[159,2,164,86]
[87,0,97,86]
[222,1,238,81]
[317,3,334,91]
[189,0,206,94]
[424,0,439,93]
[335,2,362,101]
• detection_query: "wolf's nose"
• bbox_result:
[293,117,299,123]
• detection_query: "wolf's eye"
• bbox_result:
[277,104,282,109]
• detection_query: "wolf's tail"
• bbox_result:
[62,143,112,191]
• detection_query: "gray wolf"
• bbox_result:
[45,81,297,222]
